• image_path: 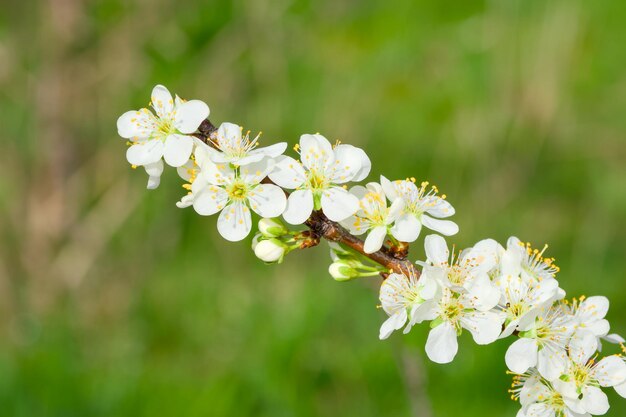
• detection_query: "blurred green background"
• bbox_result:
[2,0,626,416]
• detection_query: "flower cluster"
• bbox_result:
[117,85,625,415]
[378,235,626,415]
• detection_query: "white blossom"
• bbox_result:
[117,85,210,188]
[342,182,404,254]
[564,296,623,350]
[177,142,286,241]
[205,122,287,166]
[505,302,576,381]
[420,235,502,311]
[495,253,564,339]
[380,176,458,242]
[501,236,560,282]
[511,369,590,417]
[558,332,626,415]
[424,285,504,364]
[269,133,371,224]
[379,272,439,340]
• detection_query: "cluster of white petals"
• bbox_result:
[118,85,626,415]
[269,134,371,224]
[379,234,626,415]
[117,85,210,188]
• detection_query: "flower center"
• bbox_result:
[545,390,565,414]
[507,302,528,319]
[401,286,424,306]
[306,171,329,191]
[156,118,177,137]
[359,192,387,225]
[226,180,248,201]
[443,299,463,322]
[447,265,467,286]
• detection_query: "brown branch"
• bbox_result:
[194,119,420,278]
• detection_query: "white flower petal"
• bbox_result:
[424,234,449,266]
[283,189,314,225]
[176,194,194,208]
[578,296,609,322]
[217,202,252,241]
[349,185,368,200]
[192,186,229,216]
[249,142,288,158]
[581,385,609,415]
[390,213,422,242]
[553,380,586,414]
[379,310,407,340]
[569,331,598,366]
[239,158,275,184]
[463,238,500,275]
[202,161,235,186]
[526,403,558,417]
[615,381,626,399]
[380,175,398,200]
[593,355,626,387]
[173,99,210,134]
[268,155,306,189]
[176,160,196,181]
[232,153,265,166]
[505,338,538,374]
[144,160,164,189]
[387,198,405,222]
[420,214,459,236]
[216,122,242,149]
[425,321,458,364]
[341,215,367,235]
[462,311,504,345]
[117,109,156,139]
[321,186,360,222]
[326,144,364,184]
[300,133,333,171]
[410,299,439,324]
[586,319,610,337]
[466,274,501,311]
[247,184,287,218]
[425,197,455,218]
[379,273,409,315]
[351,146,371,182]
[537,345,567,381]
[193,140,219,166]
[364,226,387,254]
[151,85,174,118]
[420,276,439,300]
[126,140,164,165]
[501,252,523,278]
[603,334,626,344]
[163,134,194,167]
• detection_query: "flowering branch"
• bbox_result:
[193,118,418,277]
[117,85,626,417]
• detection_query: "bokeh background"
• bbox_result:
[2,0,626,416]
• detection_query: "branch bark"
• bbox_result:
[193,120,420,278]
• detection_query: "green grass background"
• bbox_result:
[1,0,626,416]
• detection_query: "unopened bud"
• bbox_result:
[254,238,286,263]
[251,233,263,251]
[328,260,358,282]
[258,217,289,238]
[328,242,353,261]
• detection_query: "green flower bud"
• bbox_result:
[254,238,287,264]
[328,260,359,282]
[258,218,289,238]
